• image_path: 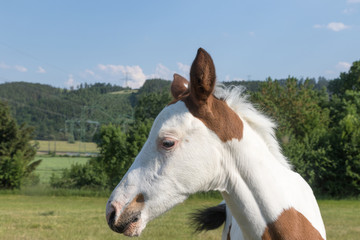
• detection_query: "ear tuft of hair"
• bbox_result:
[189,203,226,233]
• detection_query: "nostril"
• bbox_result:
[108,209,116,226]
[133,216,139,223]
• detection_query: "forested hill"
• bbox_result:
[0,77,330,141]
[0,79,171,140]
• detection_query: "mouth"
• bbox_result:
[108,211,141,235]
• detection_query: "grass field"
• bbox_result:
[33,140,99,154]
[34,156,90,184]
[109,89,138,95]
[0,195,359,240]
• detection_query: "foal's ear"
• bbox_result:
[190,48,216,103]
[171,73,189,99]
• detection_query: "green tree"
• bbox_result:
[0,102,40,189]
[134,91,172,122]
[251,78,331,190]
[52,120,153,190]
[96,121,152,188]
[328,60,360,96]
[50,159,107,189]
[324,90,360,196]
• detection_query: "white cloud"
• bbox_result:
[98,64,147,88]
[98,64,124,74]
[85,69,95,76]
[96,62,191,88]
[0,62,10,69]
[249,31,255,37]
[177,62,190,74]
[14,65,27,72]
[148,63,174,80]
[336,61,351,71]
[342,8,356,14]
[327,22,350,31]
[37,66,46,73]
[325,61,352,78]
[314,22,350,31]
[223,75,245,82]
[313,24,323,29]
[65,74,78,89]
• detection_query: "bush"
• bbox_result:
[0,102,40,189]
[50,159,107,189]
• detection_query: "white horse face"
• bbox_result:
[106,101,223,236]
[106,48,244,236]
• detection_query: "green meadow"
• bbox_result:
[33,155,90,184]
[33,140,99,154]
[0,195,359,240]
[5,153,359,239]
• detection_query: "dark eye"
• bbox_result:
[162,139,175,149]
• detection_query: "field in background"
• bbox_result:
[25,141,360,239]
[109,89,138,95]
[34,156,90,184]
[0,195,359,240]
[33,140,99,154]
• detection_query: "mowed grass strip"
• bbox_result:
[320,200,360,240]
[0,195,359,240]
[109,89,138,95]
[33,140,99,153]
[0,195,222,240]
[33,156,90,184]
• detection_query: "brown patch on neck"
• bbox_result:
[227,224,232,240]
[183,94,243,142]
[262,207,324,240]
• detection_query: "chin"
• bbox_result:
[123,220,146,237]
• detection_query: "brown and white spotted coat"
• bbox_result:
[106,48,326,239]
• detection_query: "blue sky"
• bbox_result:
[0,0,359,89]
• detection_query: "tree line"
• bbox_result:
[1,61,359,197]
[0,80,169,141]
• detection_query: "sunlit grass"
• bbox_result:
[319,200,360,240]
[0,195,222,240]
[0,195,358,240]
[33,140,99,153]
[33,155,90,184]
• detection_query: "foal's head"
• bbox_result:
[106,48,243,236]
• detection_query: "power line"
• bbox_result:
[0,41,69,76]
[0,96,67,118]
[0,40,95,86]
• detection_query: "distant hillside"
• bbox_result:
[0,77,329,141]
[0,80,170,141]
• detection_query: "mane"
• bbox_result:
[214,84,291,169]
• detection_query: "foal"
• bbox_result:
[106,48,326,239]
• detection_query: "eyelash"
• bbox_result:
[160,138,177,150]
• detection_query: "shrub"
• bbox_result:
[0,102,40,189]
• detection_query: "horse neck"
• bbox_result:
[220,120,293,239]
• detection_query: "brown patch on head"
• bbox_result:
[171,74,189,99]
[111,194,145,235]
[262,207,324,240]
[125,193,145,211]
[171,48,243,142]
[189,48,216,103]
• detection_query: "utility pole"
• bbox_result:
[125,72,128,88]
[120,71,134,88]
